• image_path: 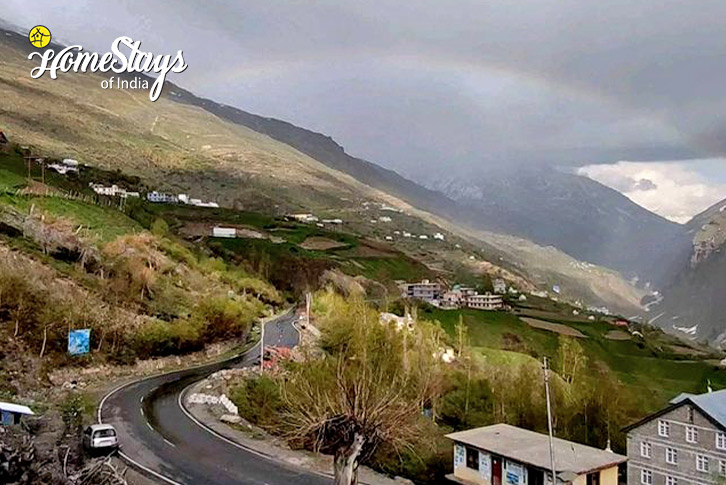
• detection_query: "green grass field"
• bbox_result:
[423,306,726,411]
[0,168,25,191]
[0,192,142,243]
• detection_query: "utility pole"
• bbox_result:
[543,357,557,485]
[259,319,265,373]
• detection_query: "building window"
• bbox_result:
[586,472,600,485]
[666,477,676,485]
[465,447,479,470]
[696,455,709,473]
[641,470,652,485]
[640,442,651,458]
[666,447,678,465]
[720,460,726,476]
[687,407,694,423]
[658,420,670,437]
[718,433,726,450]
[686,426,698,443]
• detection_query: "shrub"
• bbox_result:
[229,375,285,428]
[133,318,203,357]
[191,296,261,342]
[150,218,169,237]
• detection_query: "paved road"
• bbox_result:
[100,312,328,485]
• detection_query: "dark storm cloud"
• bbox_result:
[5,0,726,174]
[634,179,658,192]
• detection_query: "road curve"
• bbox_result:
[99,312,329,485]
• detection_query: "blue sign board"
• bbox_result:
[1,410,13,425]
[68,329,91,355]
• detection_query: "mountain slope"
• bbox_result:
[0,26,645,312]
[650,198,726,342]
[423,167,690,286]
[165,82,687,286]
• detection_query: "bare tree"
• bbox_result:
[281,297,444,485]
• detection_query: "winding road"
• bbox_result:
[99,312,329,485]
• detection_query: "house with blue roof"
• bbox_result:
[624,388,726,485]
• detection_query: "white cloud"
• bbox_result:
[578,160,726,223]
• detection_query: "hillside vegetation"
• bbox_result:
[224,290,725,483]
[0,28,646,315]
[0,169,280,390]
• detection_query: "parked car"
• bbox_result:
[83,424,119,452]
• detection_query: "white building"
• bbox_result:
[493,278,507,294]
[48,158,79,175]
[379,216,392,223]
[434,232,445,241]
[192,200,219,208]
[419,235,429,240]
[322,218,343,224]
[147,191,178,203]
[89,183,139,198]
[48,164,75,175]
[212,227,236,238]
[447,424,625,485]
[177,193,219,208]
[91,184,121,196]
[290,213,318,223]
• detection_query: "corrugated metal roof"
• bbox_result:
[671,388,726,429]
[0,401,34,415]
[446,424,626,474]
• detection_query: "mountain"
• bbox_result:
[420,167,691,286]
[650,199,726,343]
[0,25,646,313]
[164,84,688,287]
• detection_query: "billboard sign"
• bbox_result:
[68,329,91,355]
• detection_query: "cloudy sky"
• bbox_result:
[579,160,726,223]
[4,0,725,219]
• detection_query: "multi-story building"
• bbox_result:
[441,286,478,308]
[624,389,726,485]
[465,293,504,311]
[400,279,441,303]
[493,278,507,294]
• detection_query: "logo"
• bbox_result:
[28,25,51,48]
[27,35,187,102]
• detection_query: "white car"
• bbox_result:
[83,424,119,452]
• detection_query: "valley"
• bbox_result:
[0,16,724,485]
[0,26,647,317]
